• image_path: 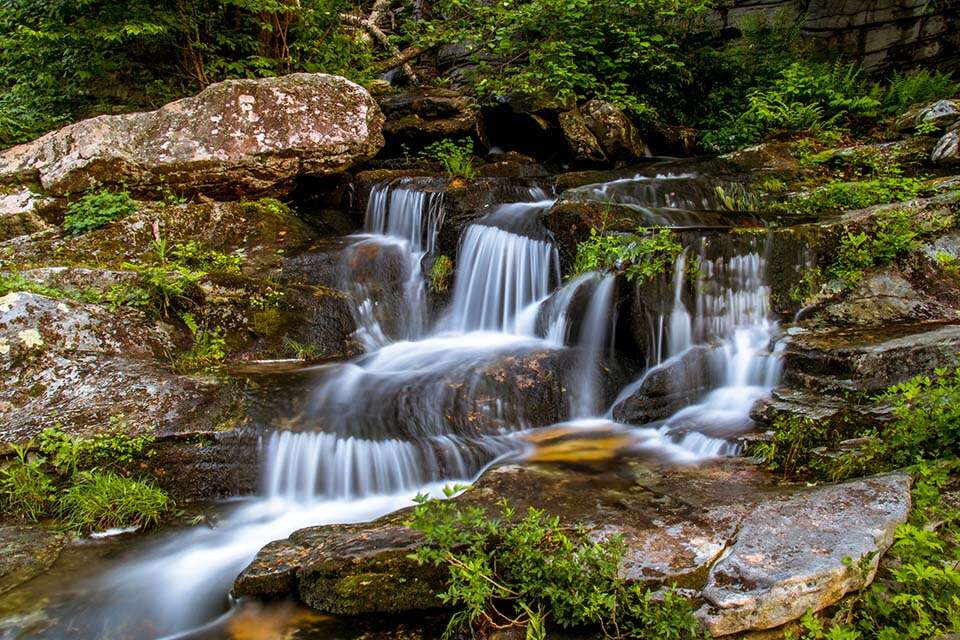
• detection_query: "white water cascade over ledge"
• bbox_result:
[27,177,786,639]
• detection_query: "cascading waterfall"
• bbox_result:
[570,275,616,417]
[611,236,782,456]
[444,198,559,333]
[15,173,791,640]
[344,182,445,347]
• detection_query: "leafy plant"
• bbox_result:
[172,312,227,374]
[36,421,155,477]
[0,444,55,522]
[573,227,682,283]
[408,492,704,639]
[420,138,476,180]
[758,367,960,482]
[407,0,711,124]
[62,188,137,236]
[59,471,169,533]
[874,69,960,116]
[430,255,454,293]
[0,425,168,531]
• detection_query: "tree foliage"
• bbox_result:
[0,0,372,147]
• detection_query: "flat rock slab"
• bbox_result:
[782,322,960,394]
[0,73,384,197]
[234,461,910,636]
[698,473,911,636]
[0,525,67,595]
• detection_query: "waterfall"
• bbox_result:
[343,182,445,347]
[571,275,616,417]
[445,200,559,333]
[611,236,782,455]
[26,178,790,640]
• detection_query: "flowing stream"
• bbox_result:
[3,173,788,639]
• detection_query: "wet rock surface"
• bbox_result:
[0,525,67,596]
[0,74,384,198]
[235,461,911,636]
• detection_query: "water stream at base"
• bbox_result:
[4,173,789,639]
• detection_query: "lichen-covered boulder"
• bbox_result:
[0,74,385,198]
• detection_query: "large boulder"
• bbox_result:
[559,100,647,163]
[0,292,257,499]
[697,474,910,636]
[0,74,384,198]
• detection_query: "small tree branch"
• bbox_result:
[340,12,419,82]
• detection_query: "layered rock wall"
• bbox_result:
[722,0,960,72]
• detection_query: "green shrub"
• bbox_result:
[1,425,167,531]
[827,208,921,288]
[408,0,710,125]
[573,227,682,283]
[0,444,55,522]
[420,138,476,180]
[0,0,373,149]
[408,491,704,639]
[874,69,960,116]
[59,471,169,533]
[62,189,137,236]
[758,367,960,482]
[36,422,155,477]
[701,61,879,152]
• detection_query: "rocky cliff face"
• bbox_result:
[722,0,959,73]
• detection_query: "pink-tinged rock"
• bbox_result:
[0,74,384,197]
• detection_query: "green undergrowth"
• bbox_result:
[756,367,960,483]
[408,489,704,640]
[171,312,227,374]
[62,189,137,236]
[0,422,170,533]
[770,176,926,217]
[573,227,682,283]
[786,461,960,640]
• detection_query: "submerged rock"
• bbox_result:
[235,461,911,637]
[0,74,384,198]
